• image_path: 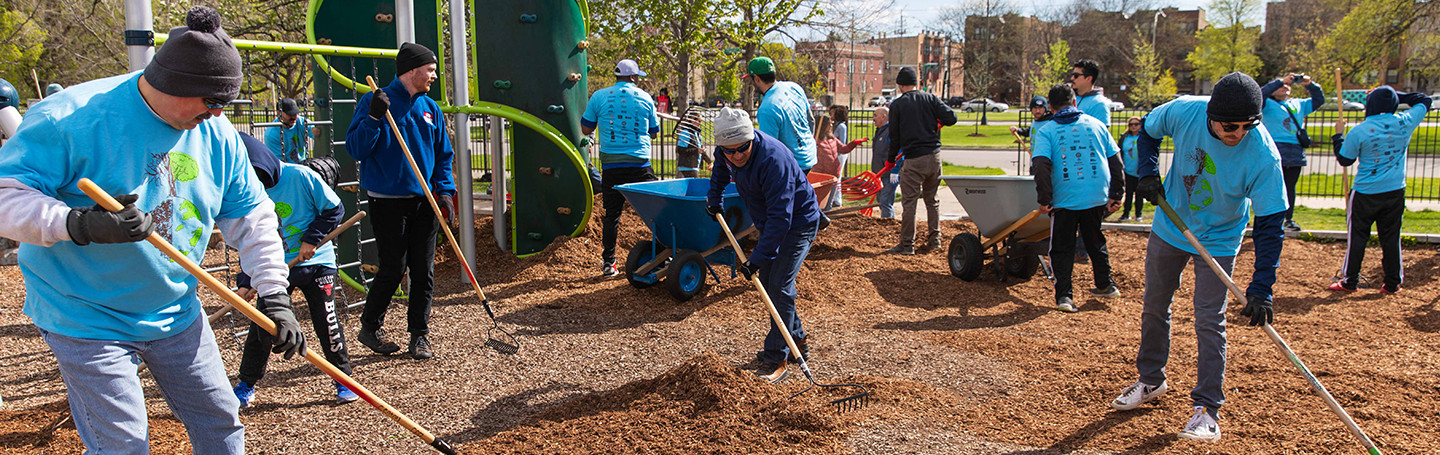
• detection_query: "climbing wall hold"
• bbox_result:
[556,207,572,215]
[538,167,554,175]
[566,73,582,82]
[576,41,590,50]
[546,105,565,113]
[519,14,538,23]
[493,80,513,89]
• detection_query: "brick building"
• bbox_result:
[870,31,964,100]
[795,41,886,107]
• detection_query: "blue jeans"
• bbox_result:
[41,314,244,454]
[759,221,820,363]
[877,164,901,218]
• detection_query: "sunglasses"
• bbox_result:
[1068,72,1086,78]
[203,98,229,109]
[1214,119,1260,132]
[718,141,750,155]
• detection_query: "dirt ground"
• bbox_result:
[1,205,1438,454]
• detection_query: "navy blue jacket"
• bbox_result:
[707,131,821,267]
[345,78,456,197]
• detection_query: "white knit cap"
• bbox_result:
[713,107,755,146]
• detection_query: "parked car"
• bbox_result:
[809,98,825,110]
[867,96,887,107]
[1321,100,1365,111]
[1108,101,1125,111]
[945,96,967,108]
[961,98,1008,113]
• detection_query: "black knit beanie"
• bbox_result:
[896,67,918,86]
[396,42,437,77]
[1206,72,1264,123]
[1365,86,1399,117]
[143,6,242,102]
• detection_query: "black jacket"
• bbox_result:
[886,90,958,162]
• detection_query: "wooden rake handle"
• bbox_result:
[208,211,367,324]
[713,212,807,363]
[77,179,458,455]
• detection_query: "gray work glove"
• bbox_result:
[67,194,155,246]
[257,293,306,360]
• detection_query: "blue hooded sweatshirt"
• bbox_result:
[707,131,821,267]
[345,78,456,197]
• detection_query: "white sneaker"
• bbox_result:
[1111,380,1168,410]
[1178,406,1221,442]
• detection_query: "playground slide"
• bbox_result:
[307,0,594,257]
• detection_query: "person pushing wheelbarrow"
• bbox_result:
[705,107,822,383]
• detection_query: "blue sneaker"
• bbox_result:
[335,381,359,404]
[233,381,255,408]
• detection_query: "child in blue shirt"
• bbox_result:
[233,133,358,407]
[1328,87,1432,294]
[1122,72,1288,443]
[1117,117,1144,220]
[1031,84,1124,313]
[674,108,707,177]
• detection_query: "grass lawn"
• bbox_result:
[1296,173,1440,199]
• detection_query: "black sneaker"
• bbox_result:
[600,261,619,277]
[1283,219,1302,233]
[409,335,433,360]
[357,327,401,355]
[755,360,788,383]
[884,245,915,255]
[818,214,831,231]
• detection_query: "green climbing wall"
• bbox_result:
[471,0,592,255]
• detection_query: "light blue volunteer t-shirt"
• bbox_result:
[269,163,340,268]
[1260,97,1315,145]
[0,72,269,341]
[1032,113,1119,210]
[1144,96,1288,257]
[581,81,659,169]
[757,81,817,170]
[265,116,312,164]
[1338,103,1430,195]
[1120,133,1141,177]
[1077,92,1112,126]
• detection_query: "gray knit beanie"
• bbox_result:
[144,6,242,102]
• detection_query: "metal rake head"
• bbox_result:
[787,360,872,412]
[482,300,519,355]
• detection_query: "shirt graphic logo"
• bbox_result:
[423,112,434,125]
[1182,147,1217,211]
[145,150,204,258]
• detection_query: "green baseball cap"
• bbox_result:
[744,57,776,78]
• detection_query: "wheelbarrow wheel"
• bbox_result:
[625,240,661,289]
[665,250,708,301]
[1005,253,1041,279]
[948,233,984,281]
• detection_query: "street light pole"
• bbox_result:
[1152,10,1167,48]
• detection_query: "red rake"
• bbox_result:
[840,158,898,217]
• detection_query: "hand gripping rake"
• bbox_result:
[366,77,518,355]
[78,179,460,455]
[714,212,869,411]
[1155,195,1382,455]
[208,210,367,324]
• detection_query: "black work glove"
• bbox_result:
[258,293,306,359]
[1137,175,1164,206]
[67,194,155,246]
[706,205,724,219]
[1240,294,1274,327]
[368,89,390,120]
[738,260,760,280]
[435,193,454,224]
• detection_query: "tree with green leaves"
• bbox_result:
[712,0,823,111]
[1290,0,1437,90]
[588,0,734,109]
[1185,0,1262,82]
[1027,40,1070,99]
[1129,32,1175,108]
[0,8,48,99]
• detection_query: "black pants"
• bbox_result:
[1283,166,1303,221]
[1049,205,1114,301]
[239,265,352,384]
[1122,174,1144,219]
[601,166,657,263]
[361,196,439,336]
[1342,188,1405,289]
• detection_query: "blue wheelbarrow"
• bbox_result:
[615,179,755,301]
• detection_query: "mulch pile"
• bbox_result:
[1,198,1438,454]
[0,399,190,454]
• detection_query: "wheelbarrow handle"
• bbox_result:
[77,179,459,455]
[1154,196,1381,455]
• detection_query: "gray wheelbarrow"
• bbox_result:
[941,175,1052,282]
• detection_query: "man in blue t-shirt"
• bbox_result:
[233,133,359,407]
[1118,72,1288,443]
[582,58,660,277]
[265,97,313,164]
[1260,74,1325,232]
[706,107,821,383]
[346,42,456,360]
[1328,87,1432,294]
[1031,84,1124,313]
[745,57,818,171]
[1069,59,1112,127]
[1117,116,1144,221]
[0,8,299,453]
